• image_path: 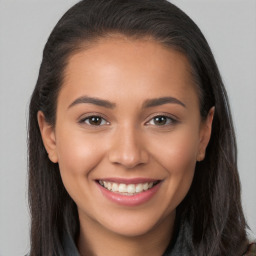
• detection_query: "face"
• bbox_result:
[38,36,214,238]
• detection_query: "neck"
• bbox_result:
[77,211,175,256]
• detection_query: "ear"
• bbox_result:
[37,111,58,163]
[197,107,215,162]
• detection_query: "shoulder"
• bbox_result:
[243,243,256,256]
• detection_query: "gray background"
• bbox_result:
[0,0,255,255]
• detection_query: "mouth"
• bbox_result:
[96,179,161,196]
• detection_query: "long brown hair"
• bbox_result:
[28,0,248,255]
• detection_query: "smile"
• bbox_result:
[98,180,160,195]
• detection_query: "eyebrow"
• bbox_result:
[142,97,186,108]
[68,96,116,109]
[68,96,186,109]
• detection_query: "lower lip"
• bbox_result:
[96,181,161,206]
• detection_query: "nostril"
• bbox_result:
[108,148,149,168]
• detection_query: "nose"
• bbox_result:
[108,126,149,169]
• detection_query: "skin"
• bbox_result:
[38,35,214,256]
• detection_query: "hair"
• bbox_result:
[28,0,249,255]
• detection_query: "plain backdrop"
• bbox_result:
[0,0,255,255]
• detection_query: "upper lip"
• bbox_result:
[96,177,161,184]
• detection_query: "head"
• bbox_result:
[28,0,247,255]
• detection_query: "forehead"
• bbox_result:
[60,36,199,108]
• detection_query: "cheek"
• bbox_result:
[55,128,108,205]
[149,128,199,206]
[162,134,198,187]
[54,126,106,196]
[151,127,200,172]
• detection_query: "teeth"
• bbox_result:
[143,183,149,190]
[127,184,136,193]
[119,184,127,193]
[112,183,119,192]
[135,184,143,193]
[98,180,157,194]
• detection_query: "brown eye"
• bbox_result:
[147,115,177,126]
[81,116,109,126]
[153,116,168,125]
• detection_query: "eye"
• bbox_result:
[146,115,177,126]
[80,115,109,126]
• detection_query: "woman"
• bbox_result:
[28,0,255,255]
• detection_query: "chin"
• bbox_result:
[96,210,173,238]
[105,221,158,238]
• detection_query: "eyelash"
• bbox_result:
[79,114,178,127]
[79,114,109,126]
[146,115,178,126]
